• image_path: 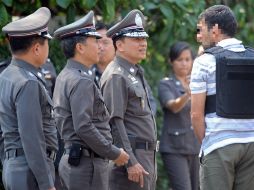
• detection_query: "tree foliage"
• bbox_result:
[0,0,254,189]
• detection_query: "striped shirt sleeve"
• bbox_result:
[190,54,215,94]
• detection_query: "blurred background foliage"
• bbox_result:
[0,0,254,189]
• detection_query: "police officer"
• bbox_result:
[41,58,57,98]
[0,7,58,190]
[93,22,157,115]
[92,22,115,84]
[0,58,56,98]
[100,9,157,190]
[53,11,129,190]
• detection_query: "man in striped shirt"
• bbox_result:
[190,5,254,190]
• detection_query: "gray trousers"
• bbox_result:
[2,155,55,190]
[59,154,109,190]
[161,153,199,190]
[109,149,157,190]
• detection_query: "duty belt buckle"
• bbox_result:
[156,141,160,152]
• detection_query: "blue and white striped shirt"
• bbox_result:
[190,38,254,156]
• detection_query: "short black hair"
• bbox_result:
[8,36,46,54]
[95,21,113,31]
[113,36,125,51]
[198,5,237,37]
[60,36,87,59]
[168,41,195,62]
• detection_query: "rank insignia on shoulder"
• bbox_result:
[45,74,52,79]
[28,71,35,77]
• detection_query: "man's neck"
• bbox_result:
[13,54,40,68]
[116,52,138,65]
[73,55,93,68]
[97,63,107,73]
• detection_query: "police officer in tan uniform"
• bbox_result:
[53,11,129,190]
[100,9,157,190]
[0,7,58,190]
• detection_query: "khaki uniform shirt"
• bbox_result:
[0,58,58,189]
[53,59,120,160]
[100,56,157,166]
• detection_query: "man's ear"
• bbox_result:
[75,42,85,54]
[116,39,124,52]
[212,24,220,37]
[32,42,41,56]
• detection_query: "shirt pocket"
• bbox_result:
[167,128,193,149]
[133,88,147,115]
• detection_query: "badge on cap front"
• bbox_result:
[135,14,143,27]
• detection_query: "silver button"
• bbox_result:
[37,72,42,78]
[174,131,179,136]
[130,68,135,73]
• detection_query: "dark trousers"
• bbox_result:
[109,149,157,190]
[2,155,55,190]
[161,153,199,190]
[59,154,109,190]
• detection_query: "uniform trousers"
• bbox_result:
[109,149,157,190]
[200,143,254,190]
[161,153,199,190]
[59,154,109,190]
[2,155,55,190]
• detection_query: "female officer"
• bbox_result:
[158,41,200,190]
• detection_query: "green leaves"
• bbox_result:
[81,0,97,9]
[2,0,13,7]
[56,0,72,9]
[0,3,9,26]
[102,0,115,22]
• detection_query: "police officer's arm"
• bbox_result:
[42,91,58,152]
[158,79,190,113]
[16,80,55,190]
[146,82,157,115]
[0,126,4,164]
[102,74,138,166]
[70,79,121,160]
[191,92,206,143]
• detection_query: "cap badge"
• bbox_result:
[135,14,143,27]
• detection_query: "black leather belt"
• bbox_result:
[135,141,160,152]
[6,149,57,161]
[64,148,104,159]
[5,149,24,159]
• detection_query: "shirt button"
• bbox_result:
[174,131,179,136]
